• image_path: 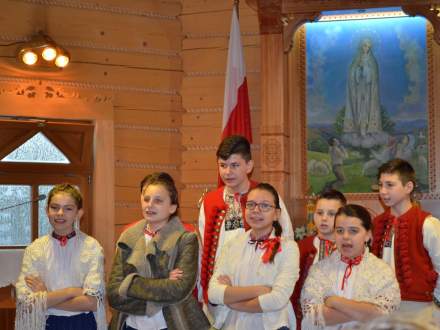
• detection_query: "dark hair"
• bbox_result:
[47,183,83,209]
[377,158,416,191]
[216,135,251,161]
[249,182,283,263]
[316,188,347,206]
[140,172,179,217]
[335,204,373,232]
[327,137,336,146]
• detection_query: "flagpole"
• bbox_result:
[234,0,239,19]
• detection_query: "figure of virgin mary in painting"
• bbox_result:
[342,38,388,149]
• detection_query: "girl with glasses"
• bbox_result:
[208,183,299,330]
[301,204,400,329]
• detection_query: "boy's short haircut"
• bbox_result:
[216,135,252,161]
[316,188,347,206]
[377,158,416,187]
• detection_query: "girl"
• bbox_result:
[301,204,400,329]
[208,183,299,330]
[15,184,106,330]
[107,172,209,330]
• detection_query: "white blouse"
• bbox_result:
[208,230,299,330]
[15,232,106,330]
[301,250,400,330]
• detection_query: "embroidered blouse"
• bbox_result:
[301,250,400,330]
[208,230,299,330]
[15,231,106,330]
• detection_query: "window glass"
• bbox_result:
[38,185,53,237]
[1,132,70,164]
[0,185,32,245]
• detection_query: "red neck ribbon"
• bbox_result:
[340,254,363,290]
[52,230,76,247]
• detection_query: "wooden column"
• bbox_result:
[260,33,290,199]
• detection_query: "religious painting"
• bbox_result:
[305,16,430,194]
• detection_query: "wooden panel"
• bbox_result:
[115,206,141,225]
[113,93,181,112]
[183,111,260,127]
[72,48,181,71]
[181,127,260,145]
[115,109,182,126]
[181,8,259,35]
[182,35,260,51]
[116,186,139,201]
[181,85,261,109]
[182,0,237,13]
[183,47,260,72]
[0,2,181,51]
[88,0,182,16]
[115,168,180,187]
[180,207,199,223]
[114,129,180,149]
[0,60,182,91]
[116,146,181,165]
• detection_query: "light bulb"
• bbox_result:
[55,54,69,68]
[22,50,38,65]
[42,47,57,61]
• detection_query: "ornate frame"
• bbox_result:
[247,0,440,224]
[298,17,436,199]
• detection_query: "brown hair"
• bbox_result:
[47,183,83,209]
[140,172,179,217]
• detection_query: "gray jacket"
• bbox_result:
[107,216,210,330]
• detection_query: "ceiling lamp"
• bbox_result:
[17,32,71,69]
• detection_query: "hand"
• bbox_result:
[25,275,47,292]
[258,286,272,295]
[168,268,183,280]
[217,275,232,286]
[324,295,345,308]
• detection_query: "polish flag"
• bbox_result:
[221,5,252,143]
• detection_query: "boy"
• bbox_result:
[372,158,440,323]
[198,135,294,304]
[290,189,347,329]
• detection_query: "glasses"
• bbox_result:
[245,201,276,212]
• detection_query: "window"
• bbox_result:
[0,118,93,248]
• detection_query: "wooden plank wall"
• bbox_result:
[180,0,261,222]
[0,0,182,241]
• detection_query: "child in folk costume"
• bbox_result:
[208,183,299,330]
[372,159,440,325]
[107,172,209,330]
[15,184,106,330]
[199,135,294,308]
[301,204,400,329]
[291,189,347,329]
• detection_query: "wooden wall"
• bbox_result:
[180,0,261,222]
[0,0,183,268]
[0,0,262,256]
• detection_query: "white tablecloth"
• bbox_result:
[0,249,24,287]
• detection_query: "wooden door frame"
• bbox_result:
[0,80,115,276]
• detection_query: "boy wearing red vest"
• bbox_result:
[290,189,347,329]
[372,158,440,324]
[198,135,294,309]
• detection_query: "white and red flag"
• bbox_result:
[221,4,252,143]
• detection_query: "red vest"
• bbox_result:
[372,206,438,301]
[290,235,317,330]
[200,181,257,303]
